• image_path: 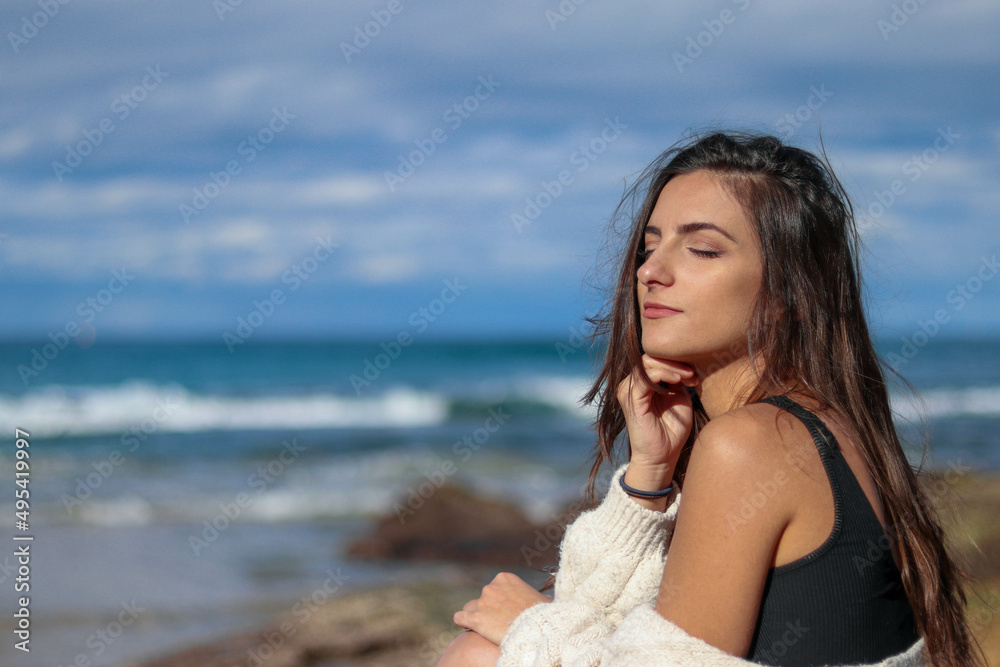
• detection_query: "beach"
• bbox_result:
[130,468,1000,666]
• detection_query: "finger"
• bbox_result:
[492,571,517,584]
[649,372,686,388]
[641,354,695,375]
[619,368,651,413]
[619,364,672,415]
[642,357,695,384]
[616,370,643,412]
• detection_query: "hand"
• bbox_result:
[616,354,698,489]
[453,572,553,645]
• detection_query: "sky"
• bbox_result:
[1,0,998,343]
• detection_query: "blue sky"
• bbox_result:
[1,0,998,342]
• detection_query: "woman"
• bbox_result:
[438,131,983,666]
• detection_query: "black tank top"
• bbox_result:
[744,395,920,666]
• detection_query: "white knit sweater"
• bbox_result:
[497,463,928,667]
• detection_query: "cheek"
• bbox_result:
[709,269,760,328]
[729,270,762,323]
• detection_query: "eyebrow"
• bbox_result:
[644,222,737,243]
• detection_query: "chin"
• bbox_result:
[641,339,692,361]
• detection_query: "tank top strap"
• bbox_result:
[745,395,921,663]
[756,395,841,458]
[755,395,886,541]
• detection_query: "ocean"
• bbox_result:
[0,337,997,666]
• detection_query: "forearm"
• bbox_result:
[621,461,677,512]
[555,463,679,603]
[498,463,681,664]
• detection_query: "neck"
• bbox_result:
[693,353,762,419]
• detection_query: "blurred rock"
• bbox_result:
[345,482,585,569]
[131,578,482,667]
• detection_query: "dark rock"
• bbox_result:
[346,483,586,569]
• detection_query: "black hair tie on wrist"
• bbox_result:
[619,474,673,499]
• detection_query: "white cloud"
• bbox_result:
[351,252,423,284]
[293,176,383,205]
[0,127,33,159]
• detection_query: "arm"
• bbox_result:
[497,355,694,665]
[551,464,679,603]
[649,411,790,655]
[539,355,693,605]
[630,410,931,665]
[496,462,681,666]
[501,414,930,667]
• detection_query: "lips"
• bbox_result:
[643,301,682,318]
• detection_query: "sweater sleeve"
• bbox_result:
[497,463,681,666]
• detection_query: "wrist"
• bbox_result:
[622,464,674,512]
[624,461,674,490]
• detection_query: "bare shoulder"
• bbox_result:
[679,402,804,530]
[688,401,798,474]
[655,401,801,654]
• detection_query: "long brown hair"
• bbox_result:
[570,130,983,666]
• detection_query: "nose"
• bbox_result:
[637,247,673,288]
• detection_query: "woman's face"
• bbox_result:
[637,169,763,369]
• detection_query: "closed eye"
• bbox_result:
[638,246,723,264]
